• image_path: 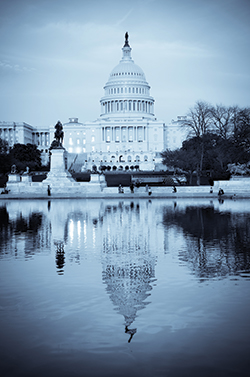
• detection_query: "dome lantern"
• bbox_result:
[122,32,132,61]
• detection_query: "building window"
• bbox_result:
[69,137,73,145]
[91,136,95,142]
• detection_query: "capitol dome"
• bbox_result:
[100,33,155,119]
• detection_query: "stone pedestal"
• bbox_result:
[8,174,21,183]
[21,175,32,183]
[90,174,100,183]
[45,148,74,183]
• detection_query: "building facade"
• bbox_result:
[0,34,187,171]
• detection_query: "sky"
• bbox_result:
[0,0,250,128]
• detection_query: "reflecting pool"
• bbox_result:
[0,198,250,377]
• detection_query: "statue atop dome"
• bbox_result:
[124,31,130,47]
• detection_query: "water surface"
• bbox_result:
[0,198,250,377]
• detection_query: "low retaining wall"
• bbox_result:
[3,177,250,198]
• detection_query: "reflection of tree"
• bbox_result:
[0,205,48,257]
[101,203,157,342]
[162,205,250,279]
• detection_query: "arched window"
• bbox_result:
[119,155,125,162]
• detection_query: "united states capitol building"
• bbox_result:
[0,33,186,171]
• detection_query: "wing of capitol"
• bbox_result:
[0,33,187,171]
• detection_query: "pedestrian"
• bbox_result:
[218,188,224,196]
[47,185,51,196]
[172,185,177,193]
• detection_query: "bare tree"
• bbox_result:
[210,104,238,140]
[181,101,213,184]
[182,101,213,138]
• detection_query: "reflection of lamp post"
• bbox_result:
[125,326,137,343]
[47,201,69,275]
[55,241,65,275]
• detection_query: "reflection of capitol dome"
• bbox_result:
[101,202,157,341]
[103,260,155,328]
[100,32,155,119]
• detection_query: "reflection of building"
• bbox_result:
[100,202,157,341]
[48,199,161,340]
[0,34,187,170]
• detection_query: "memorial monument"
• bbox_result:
[44,121,75,184]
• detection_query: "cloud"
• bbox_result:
[0,60,36,73]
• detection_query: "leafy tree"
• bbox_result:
[0,138,10,174]
[161,148,196,184]
[233,107,250,156]
[9,143,41,172]
[0,138,9,154]
[162,134,235,184]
